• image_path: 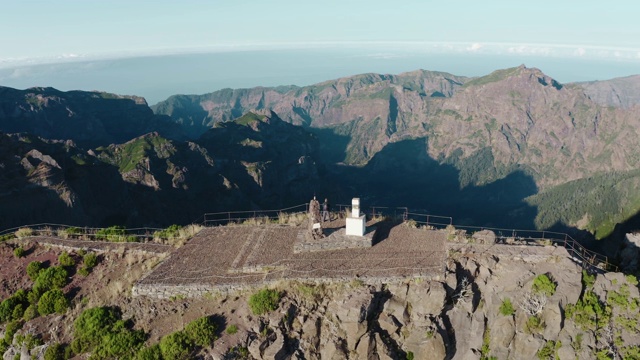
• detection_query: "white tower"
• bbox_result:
[346,198,366,236]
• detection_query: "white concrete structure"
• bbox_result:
[346,197,366,236]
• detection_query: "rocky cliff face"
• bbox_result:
[0,86,184,148]
[0,111,322,229]
[3,234,637,359]
[225,244,640,359]
[151,66,640,239]
[573,75,640,109]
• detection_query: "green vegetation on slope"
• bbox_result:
[463,66,523,87]
[96,135,174,173]
[233,112,266,126]
[527,169,640,238]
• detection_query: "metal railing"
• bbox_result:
[406,211,617,272]
[0,205,619,272]
[0,223,175,243]
[335,204,409,220]
[202,204,308,226]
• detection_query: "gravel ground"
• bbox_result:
[139,221,447,288]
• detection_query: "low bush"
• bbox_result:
[625,274,639,286]
[159,331,193,360]
[93,328,145,359]
[0,233,15,242]
[15,228,33,238]
[83,253,98,269]
[14,247,25,258]
[248,288,281,315]
[38,289,69,315]
[34,266,69,291]
[23,304,37,321]
[525,315,544,334]
[44,342,71,360]
[27,261,45,281]
[532,273,556,296]
[4,320,23,345]
[153,225,182,240]
[135,344,162,360]
[72,306,144,358]
[582,270,596,289]
[0,289,28,323]
[226,324,238,335]
[185,316,217,347]
[499,298,515,316]
[15,333,43,350]
[537,340,561,360]
[11,304,24,320]
[565,291,610,331]
[78,267,90,277]
[95,226,126,241]
[58,252,75,267]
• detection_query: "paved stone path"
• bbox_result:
[135,220,447,294]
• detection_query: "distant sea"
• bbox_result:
[2,49,640,105]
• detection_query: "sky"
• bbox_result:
[3,0,640,64]
[2,0,640,103]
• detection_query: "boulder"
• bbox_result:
[472,230,497,244]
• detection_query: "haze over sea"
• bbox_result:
[2,49,640,106]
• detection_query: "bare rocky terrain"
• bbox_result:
[2,222,640,359]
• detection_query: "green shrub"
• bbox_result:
[95,226,128,241]
[44,343,72,360]
[537,340,561,360]
[14,247,25,258]
[153,225,182,239]
[525,315,544,334]
[23,304,37,321]
[571,333,583,352]
[4,320,23,344]
[15,333,43,350]
[72,306,144,357]
[607,284,630,309]
[135,344,162,360]
[625,274,639,286]
[582,270,596,289]
[73,307,121,353]
[15,228,33,238]
[27,261,45,281]
[185,316,217,347]
[248,288,281,315]
[226,324,238,335]
[38,289,68,315]
[565,291,610,330]
[11,304,24,320]
[499,298,515,316]
[532,274,556,296]
[406,351,415,360]
[83,253,98,269]
[0,289,28,323]
[93,328,145,359]
[34,266,68,291]
[159,331,193,360]
[0,233,16,242]
[58,252,75,267]
[0,339,8,356]
[78,267,90,277]
[64,227,81,237]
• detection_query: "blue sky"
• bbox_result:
[2,0,640,102]
[2,0,640,64]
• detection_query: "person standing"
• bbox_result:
[322,198,330,222]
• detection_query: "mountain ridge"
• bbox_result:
[3,66,640,240]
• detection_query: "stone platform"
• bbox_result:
[293,225,376,253]
[133,219,447,298]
